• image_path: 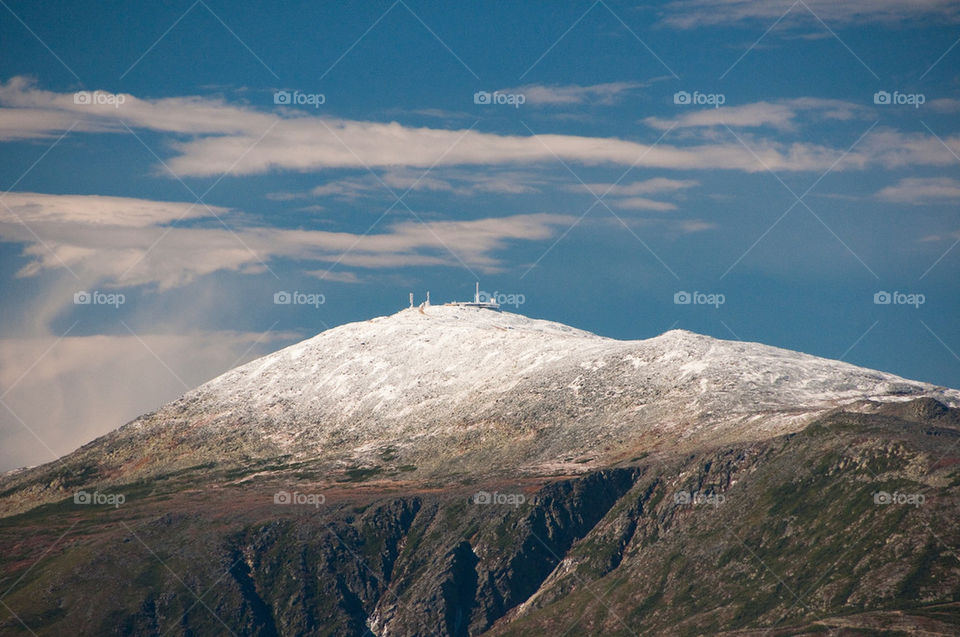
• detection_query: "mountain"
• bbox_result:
[4,305,956,506]
[1,306,959,635]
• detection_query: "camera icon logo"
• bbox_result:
[674,491,691,505]
[274,91,291,105]
[74,490,92,504]
[274,291,291,304]
[873,491,892,504]
[274,490,291,505]
[873,91,891,105]
[873,291,891,305]
[674,291,692,304]
[74,291,92,304]
[473,490,492,504]
[673,91,691,105]
[73,91,91,105]
[474,91,491,105]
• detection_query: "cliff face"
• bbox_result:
[1,400,958,636]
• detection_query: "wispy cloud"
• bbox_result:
[659,0,960,29]
[615,197,681,211]
[643,98,871,132]
[499,82,644,106]
[291,168,544,202]
[0,191,576,288]
[571,177,699,196]
[929,98,960,113]
[564,177,699,211]
[0,191,227,227]
[304,270,363,284]
[876,177,960,204]
[3,78,941,177]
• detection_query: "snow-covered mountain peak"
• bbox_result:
[374,304,604,337]
[158,308,957,471]
[63,307,952,482]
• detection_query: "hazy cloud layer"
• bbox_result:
[0,330,295,472]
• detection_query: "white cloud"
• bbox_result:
[499,82,644,106]
[0,77,918,177]
[574,177,699,196]
[0,191,577,288]
[301,168,544,201]
[676,220,716,233]
[163,118,826,177]
[854,129,960,170]
[380,168,542,195]
[0,76,274,136]
[876,177,960,204]
[0,108,108,141]
[660,0,960,28]
[598,215,715,233]
[0,191,226,227]
[615,197,679,211]
[2,79,957,199]
[644,99,870,132]
[565,177,699,211]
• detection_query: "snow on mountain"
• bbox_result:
[121,304,956,476]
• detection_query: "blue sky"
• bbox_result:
[0,0,959,470]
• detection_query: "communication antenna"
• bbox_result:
[426,291,430,306]
[409,292,414,308]
[475,281,480,303]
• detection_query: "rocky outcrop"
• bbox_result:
[1,400,958,635]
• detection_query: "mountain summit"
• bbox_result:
[7,305,954,500]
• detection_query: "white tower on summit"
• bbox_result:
[452,281,500,310]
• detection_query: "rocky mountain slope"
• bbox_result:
[1,307,959,635]
[1,400,958,635]
[2,305,957,516]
